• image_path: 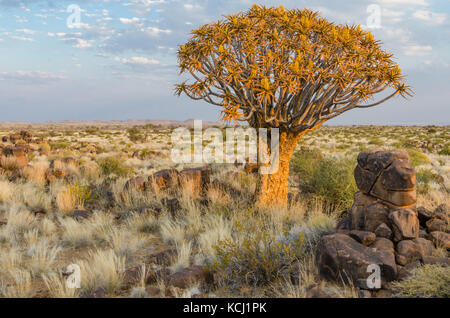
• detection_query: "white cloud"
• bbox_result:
[412,10,447,24]
[10,35,34,42]
[114,56,160,65]
[120,17,140,24]
[74,39,92,49]
[16,28,36,35]
[0,70,65,83]
[377,0,429,5]
[403,45,432,56]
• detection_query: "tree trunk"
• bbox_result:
[255,130,302,208]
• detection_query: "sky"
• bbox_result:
[0,0,449,125]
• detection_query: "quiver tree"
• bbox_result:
[175,5,412,207]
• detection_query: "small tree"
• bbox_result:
[176,5,411,207]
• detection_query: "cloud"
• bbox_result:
[377,0,429,6]
[16,28,36,35]
[114,56,160,65]
[73,38,92,49]
[0,70,65,84]
[10,35,34,42]
[120,17,141,24]
[403,44,432,56]
[412,10,447,24]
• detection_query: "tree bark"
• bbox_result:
[255,130,302,208]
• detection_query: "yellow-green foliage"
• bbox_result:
[97,157,133,177]
[210,219,306,287]
[67,183,92,208]
[392,265,450,298]
[290,149,357,209]
[407,149,430,167]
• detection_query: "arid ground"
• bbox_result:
[0,124,448,298]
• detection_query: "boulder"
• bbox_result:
[388,209,419,242]
[396,240,425,265]
[179,166,212,193]
[371,237,394,253]
[167,266,213,289]
[124,176,147,191]
[397,261,421,280]
[349,230,376,246]
[417,207,433,225]
[150,169,179,189]
[364,202,390,233]
[370,179,416,207]
[429,231,450,249]
[316,234,397,285]
[379,159,416,191]
[374,223,392,239]
[421,256,450,267]
[426,218,447,233]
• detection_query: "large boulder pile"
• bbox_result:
[317,149,449,297]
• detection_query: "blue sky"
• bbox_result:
[0,0,449,124]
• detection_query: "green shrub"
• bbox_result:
[392,265,450,298]
[290,149,357,210]
[97,157,133,177]
[127,127,146,143]
[407,149,429,167]
[210,227,305,287]
[439,144,450,155]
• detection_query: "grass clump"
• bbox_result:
[290,149,357,210]
[392,265,450,298]
[97,157,133,177]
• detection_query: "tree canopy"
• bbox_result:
[175,5,412,132]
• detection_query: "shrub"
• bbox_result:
[392,265,450,298]
[97,157,133,177]
[439,144,450,155]
[290,150,357,210]
[209,218,306,287]
[407,149,429,167]
[127,127,146,143]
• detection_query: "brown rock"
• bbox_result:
[397,261,421,280]
[389,209,419,242]
[336,214,352,231]
[179,166,212,193]
[379,159,415,191]
[349,230,376,246]
[370,179,416,207]
[417,206,433,225]
[316,234,397,285]
[124,176,146,191]
[412,238,434,258]
[150,169,179,189]
[167,266,213,289]
[145,286,161,297]
[72,210,92,221]
[375,223,392,239]
[396,240,426,264]
[364,202,390,233]
[375,289,392,298]
[149,249,177,266]
[426,218,447,232]
[395,254,408,266]
[429,231,450,249]
[372,237,394,253]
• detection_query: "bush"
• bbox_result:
[439,144,450,155]
[392,265,450,298]
[407,149,429,167]
[97,157,133,177]
[290,149,357,210]
[210,228,305,287]
[127,127,146,143]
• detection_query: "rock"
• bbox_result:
[375,289,392,298]
[389,209,419,242]
[372,238,394,253]
[167,266,213,289]
[426,218,447,232]
[395,254,409,266]
[417,207,433,225]
[354,149,410,193]
[316,234,397,285]
[433,204,448,216]
[349,192,379,230]
[179,166,212,193]
[375,223,392,239]
[412,238,434,258]
[150,169,179,189]
[149,249,177,266]
[82,287,106,298]
[397,261,421,280]
[145,286,161,297]
[422,256,450,267]
[244,162,259,174]
[124,176,147,191]
[396,240,424,264]
[364,202,390,233]
[349,230,376,246]
[336,214,352,231]
[358,290,372,298]
[419,229,429,239]
[429,231,450,249]
[379,160,415,191]
[72,210,92,221]
[370,179,416,207]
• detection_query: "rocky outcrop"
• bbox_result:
[318,149,449,298]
